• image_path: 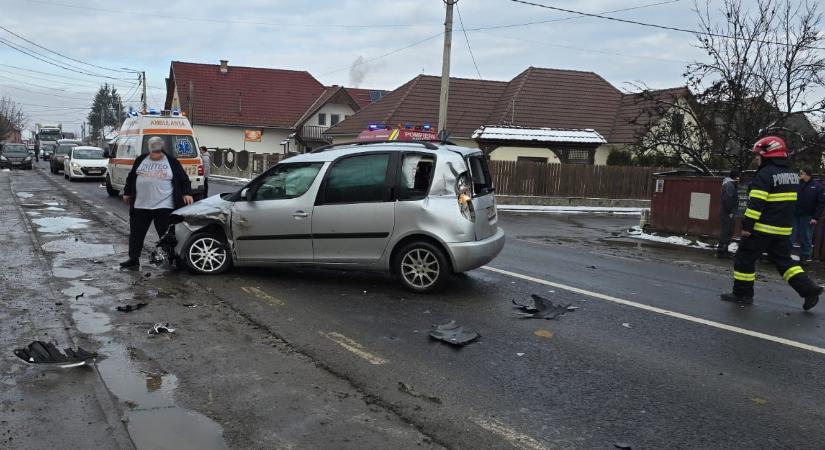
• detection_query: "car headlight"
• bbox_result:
[24,156,31,161]
[0,156,7,161]
[70,162,81,169]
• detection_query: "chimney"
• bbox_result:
[219,59,228,74]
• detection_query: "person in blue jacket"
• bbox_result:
[791,167,825,264]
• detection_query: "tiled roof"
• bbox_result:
[167,61,326,128]
[609,87,692,144]
[327,66,689,145]
[345,88,388,108]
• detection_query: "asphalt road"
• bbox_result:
[12,160,825,449]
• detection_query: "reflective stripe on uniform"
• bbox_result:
[734,271,757,282]
[744,208,762,220]
[749,189,769,200]
[753,223,793,235]
[783,265,805,282]
[766,192,797,202]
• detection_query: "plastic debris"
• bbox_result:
[148,323,176,335]
[614,442,632,449]
[75,292,85,301]
[512,294,574,320]
[115,303,148,313]
[182,303,198,308]
[429,321,479,346]
[13,341,97,368]
[622,322,633,329]
[80,278,93,281]
[516,352,525,357]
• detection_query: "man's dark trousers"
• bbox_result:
[733,231,819,298]
[717,212,735,256]
[128,208,174,259]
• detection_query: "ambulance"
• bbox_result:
[105,110,206,199]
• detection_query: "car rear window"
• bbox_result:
[73,148,106,159]
[141,135,198,158]
[467,154,494,196]
[56,144,76,155]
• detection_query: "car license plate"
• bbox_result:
[87,169,102,174]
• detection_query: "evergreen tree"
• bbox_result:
[87,84,125,142]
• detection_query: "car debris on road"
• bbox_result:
[115,303,148,312]
[148,323,176,336]
[512,294,575,320]
[429,321,479,346]
[14,341,97,368]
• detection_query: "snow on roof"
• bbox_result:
[471,126,607,144]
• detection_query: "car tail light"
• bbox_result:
[456,173,476,222]
[197,165,204,176]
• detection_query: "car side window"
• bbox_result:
[252,163,323,201]
[323,153,390,204]
[399,154,435,200]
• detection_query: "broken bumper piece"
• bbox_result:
[14,341,97,368]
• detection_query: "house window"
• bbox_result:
[318,113,326,126]
[331,114,340,126]
[517,156,548,164]
[566,149,591,164]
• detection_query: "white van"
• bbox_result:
[105,111,205,198]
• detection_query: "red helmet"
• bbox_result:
[752,136,788,158]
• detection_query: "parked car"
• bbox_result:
[161,141,505,293]
[0,143,33,169]
[63,146,108,181]
[50,139,82,174]
[40,143,55,161]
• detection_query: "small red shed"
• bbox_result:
[649,172,743,237]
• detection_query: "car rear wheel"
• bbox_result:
[105,177,119,197]
[180,232,232,275]
[394,241,450,293]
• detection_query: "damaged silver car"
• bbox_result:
[161,141,505,292]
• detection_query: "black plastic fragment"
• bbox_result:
[75,292,85,301]
[512,294,574,320]
[429,321,479,346]
[13,341,97,367]
[614,442,632,449]
[115,303,148,313]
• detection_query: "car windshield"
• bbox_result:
[56,144,76,155]
[3,145,27,154]
[72,148,105,159]
[41,144,55,152]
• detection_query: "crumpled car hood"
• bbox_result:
[172,194,233,228]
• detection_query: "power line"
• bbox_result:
[0,36,135,80]
[24,0,430,30]
[0,83,92,101]
[0,63,137,87]
[509,0,825,50]
[455,4,486,84]
[319,32,444,77]
[0,25,138,73]
[464,0,681,32]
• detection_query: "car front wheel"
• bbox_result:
[105,177,119,196]
[180,232,232,275]
[394,241,450,293]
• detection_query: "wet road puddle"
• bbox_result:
[32,216,90,233]
[53,267,85,278]
[42,237,115,259]
[15,191,34,198]
[97,342,228,450]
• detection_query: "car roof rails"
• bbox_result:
[310,140,440,153]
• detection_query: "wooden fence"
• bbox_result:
[489,161,666,199]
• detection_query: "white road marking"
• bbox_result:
[483,266,825,356]
[472,417,551,450]
[321,332,388,365]
[241,286,285,306]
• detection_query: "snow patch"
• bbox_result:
[15,192,33,198]
[498,205,645,215]
[628,226,722,251]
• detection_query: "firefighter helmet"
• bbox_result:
[751,136,788,158]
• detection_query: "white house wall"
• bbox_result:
[193,124,292,154]
[313,103,357,127]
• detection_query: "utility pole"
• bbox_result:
[437,0,456,135]
[140,71,148,112]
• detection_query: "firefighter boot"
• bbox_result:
[803,286,823,311]
[720,293,753,305]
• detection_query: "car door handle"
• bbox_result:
[292,211,309,218]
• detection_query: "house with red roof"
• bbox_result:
[326,67,691,165]
[164,60,386,153]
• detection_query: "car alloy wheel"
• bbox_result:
[187,236,228,273]
[400,248,441,290]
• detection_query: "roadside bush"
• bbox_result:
[607,149,633,166]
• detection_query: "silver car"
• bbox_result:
[162,141,505,292]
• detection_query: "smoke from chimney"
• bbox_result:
[348,56,367,87]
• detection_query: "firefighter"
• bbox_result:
[721,136,822,310]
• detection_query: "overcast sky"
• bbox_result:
[1,0,717,135]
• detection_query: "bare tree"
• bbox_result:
[0,96,27,142]
[629,0,825,172]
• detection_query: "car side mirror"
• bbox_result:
[103,149,110,158]
[240,187,250,200]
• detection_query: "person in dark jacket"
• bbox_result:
[790,167,825,263]
[716,169,740,258]
[721,136,822,310]
[120,136,193,269]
